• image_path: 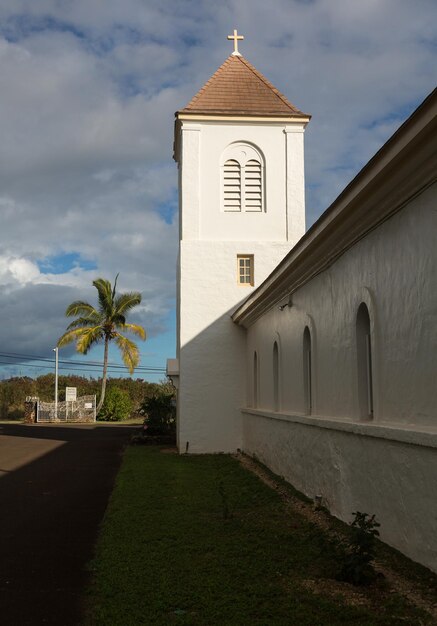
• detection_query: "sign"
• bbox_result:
[65,387,77,402]
[84,402,93,409]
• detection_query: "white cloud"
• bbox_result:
[0,256,40,285]
[0,0,436,374]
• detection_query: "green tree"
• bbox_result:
[98,386,133,422]
[57,276,146,413]
[140,389,176,436]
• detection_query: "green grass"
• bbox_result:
[84,447,431,625]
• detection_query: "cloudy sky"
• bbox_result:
[0,0,436,381]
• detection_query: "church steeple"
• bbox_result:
[179,54,310,118]
[173,39,310,453]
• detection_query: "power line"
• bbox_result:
[0,350,166,372]
[0,360,165,376]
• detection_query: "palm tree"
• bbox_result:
[57,275,146,414]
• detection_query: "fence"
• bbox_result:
[36,395,96,423]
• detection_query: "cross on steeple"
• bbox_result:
[227,29,244,56]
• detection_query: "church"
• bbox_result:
[167,32,437,573]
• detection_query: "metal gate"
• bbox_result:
[37,395,96,423]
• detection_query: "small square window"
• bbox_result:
[237,255,254,286]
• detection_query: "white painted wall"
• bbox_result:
[242,182,437,571]
[180,120,306,244]
[243,411,437,572]
[176,117,307,453]
[179,240,294,453]
[245,184,437,426]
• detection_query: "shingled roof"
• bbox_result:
[179,54,309,117]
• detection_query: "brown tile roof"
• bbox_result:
[179,54,309,117]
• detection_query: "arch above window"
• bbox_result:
[221,143,265,213]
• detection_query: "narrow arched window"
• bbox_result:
[356,303,374,419]
[244,160,262,212]
[253,351,258,408]
[223,159,241,211]
[303,327,312,414]
[273,341,279,412]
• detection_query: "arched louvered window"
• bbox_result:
[244,160,262,212]
[223,159,241,212]
[221,143,264,213]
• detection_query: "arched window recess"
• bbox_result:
[303,327,312,415]
[273,341,280,412]
[221,142,264,213]
[356,303,374,419]
[253,351,259,408]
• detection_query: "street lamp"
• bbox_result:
[53,347,58,420]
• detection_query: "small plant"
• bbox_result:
[217,479,231,520]
[98,387,133,422]
[140,392,176,437]
[338,511,380,585]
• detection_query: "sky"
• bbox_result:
[0,0,436,382]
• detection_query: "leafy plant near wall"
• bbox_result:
[139,391,176,436]
[337,511,381,585]
[97,387,133,422]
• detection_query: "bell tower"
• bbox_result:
[170,33,310,452]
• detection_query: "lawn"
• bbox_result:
[84,447,433,625]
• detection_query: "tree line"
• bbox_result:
[0,374,173,421]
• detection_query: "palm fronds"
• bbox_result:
[119,323,146,340]
[93,278,114,316]
[65,301,98,318]
[114,292,142,315]
[115,334,140,374]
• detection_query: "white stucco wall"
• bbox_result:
[245,183,437,426]
[242,182,437,571]
[242,411,437,572]
[179,240,293,453]
[180,120,306,245]
[176,116,307,453]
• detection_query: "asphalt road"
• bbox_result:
[0,422,135,626]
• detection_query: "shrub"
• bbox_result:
[98,387,133,422]
[140,392,176,436]
[338,511,380,585]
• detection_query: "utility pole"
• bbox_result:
[53,347,58,420]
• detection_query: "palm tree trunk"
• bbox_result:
[96,336,109,415]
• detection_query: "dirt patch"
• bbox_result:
[299,578,370,608]
[160,447,178,454]
[235,452,437,622]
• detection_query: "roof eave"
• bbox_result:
[232,87,437,328]
[177,110,311,119]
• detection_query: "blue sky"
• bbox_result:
[0,0,436,382]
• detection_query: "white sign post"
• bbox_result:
[65,387,77,421]
[65,387,77,402]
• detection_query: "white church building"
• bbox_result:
[167,34,437,573]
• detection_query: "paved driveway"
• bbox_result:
[0,422,135,626]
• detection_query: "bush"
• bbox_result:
[98,387,133,422]
[140,392,176,436]
[338,511,380,585]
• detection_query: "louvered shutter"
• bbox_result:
[244,160,262,212]
[223,159,241,211]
